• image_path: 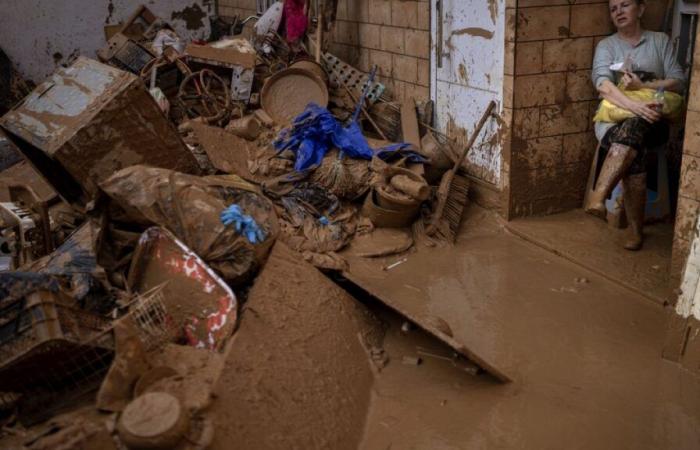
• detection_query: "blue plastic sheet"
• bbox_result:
[274,103,426,172]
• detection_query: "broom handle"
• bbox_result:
[352,65,377,123]
[425,100,497,237]
[450,100,497,175]
[316,0,324,63]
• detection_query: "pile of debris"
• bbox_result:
[0,3,495,448]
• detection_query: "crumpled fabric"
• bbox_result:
[284,0,307,43]
[274,182,356,261]
[302,251,347,271]
[274,104,427,172]
[152,29,185,55]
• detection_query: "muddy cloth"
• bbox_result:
[274,182,356,268]
[100,166,279,285]
[248,146,295,179]
[301,250,347,271]
[599,117,669,175]
[261,170,310,198]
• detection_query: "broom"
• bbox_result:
[426,100,497,242]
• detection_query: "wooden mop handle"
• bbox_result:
[451,100,497,173]
[315,0,324,63]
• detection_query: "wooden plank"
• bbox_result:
[400,98,424,175]
[341,205,667,383]
[400,98,421,150]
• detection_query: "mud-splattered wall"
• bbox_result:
[0,0,214,83]
[672,30,700,287]
[506,0,669,218]
[218,0,431,102]
[666,42,700,368]
[433,0,507,206]
[217,0,257,21]
[328,0,431,102]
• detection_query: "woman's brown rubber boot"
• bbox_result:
[585,143,637,220]
[622,172,646,251]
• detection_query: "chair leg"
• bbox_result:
[583,143,601,210]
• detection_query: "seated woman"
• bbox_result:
[587,0,685,250]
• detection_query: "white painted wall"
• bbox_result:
[430,0,505,187]
[677,218,700,320]
[0,0,214,83]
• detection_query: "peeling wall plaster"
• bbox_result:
[0,0,214,83]
[677,219,700,320]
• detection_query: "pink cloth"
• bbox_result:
[284,0,307,43]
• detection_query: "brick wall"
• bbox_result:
[666,28,700,367]
[329,0,430,102]
[217,0,431,102]
[218,0,256,20]
[506,0,669,218]
[672,31,700,288]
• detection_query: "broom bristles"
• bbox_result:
[434,174,470,242]
[428,100,495,243]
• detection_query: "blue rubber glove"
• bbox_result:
[220,204,267,244]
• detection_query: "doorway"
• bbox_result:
[429,0,506,188]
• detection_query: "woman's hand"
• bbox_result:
[625,99,661,123]
[620,71,644,90]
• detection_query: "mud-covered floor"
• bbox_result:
[506,209,673,304]
[341,207,700,450]
[359,303,700,450]
[1,207,698,449]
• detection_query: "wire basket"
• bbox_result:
[0,290,114,422]
[125,283,179,351]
